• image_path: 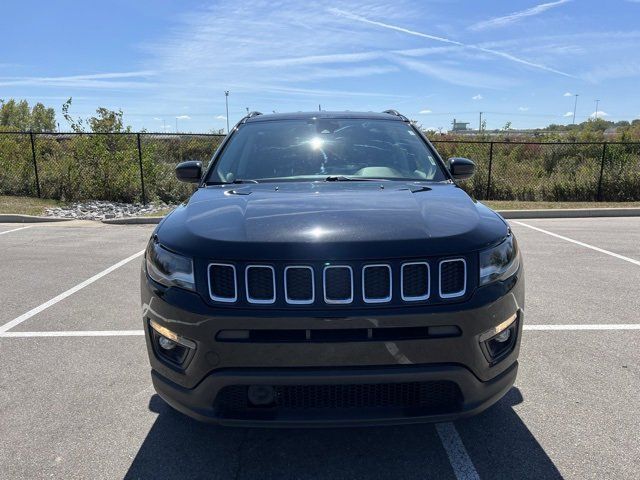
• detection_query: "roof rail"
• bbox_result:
[241,111,263,123]
[382,109,409,121]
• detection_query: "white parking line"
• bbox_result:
[524,324,640,331]
[0,249,145,334]
[512,221,640,266]
[0,330,144,338]
[436,422,480,480]
[0,225,32,236]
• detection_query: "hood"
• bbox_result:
[158,182,507,261]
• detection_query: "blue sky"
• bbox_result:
[2,0,640,132]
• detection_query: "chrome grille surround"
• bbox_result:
[245,265,276,304]
[323,265,354,304]
[400,261,430,301]
[438,258,467,299]
[362,264,392,303]
[284,266,315,305]
[207,263,238,302]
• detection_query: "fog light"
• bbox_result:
[480,312,518,363]
[149,319,196,366]
[479,313,517,342]
[158,336,177,350]
[494,329,511,343]
[149,319,196,349]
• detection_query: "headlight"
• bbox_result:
[145,240,195,291]
[479,233,520,286]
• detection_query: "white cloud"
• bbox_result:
[0,70,156,89]
[472,94,483,100]
[394,57,514,89]
[419,109,432,114]
[470,0,572,31]
[590,111,609,118]
[329,8,575,77]
[518,107,529,111]
[215,115,227,120]
[563,111,574,117]
[563,92,573,96]
[153,117,162,121]
[175,115,191,120]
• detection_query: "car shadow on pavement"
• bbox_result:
[124,388,562,480]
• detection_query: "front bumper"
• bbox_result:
[142,267,524,426]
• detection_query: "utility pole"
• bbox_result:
[479,112,483,132]
[594,99,600,119]
[175,117,178,133]
[224,91,230,133]
[572,94,579,125]
[318,104,322,112]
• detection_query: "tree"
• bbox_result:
[62,97,129,133]
[0,98,56,131]
[30,103,56,132]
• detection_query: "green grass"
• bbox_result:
[484,200,640,210]
[0,195,66,216]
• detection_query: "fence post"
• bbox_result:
[29,132,41,198]
[137,133,147,205]
[596,142,607,201]
[485,141,494,200]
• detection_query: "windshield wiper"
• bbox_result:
[208,179,259,185]
[324,176,384,182]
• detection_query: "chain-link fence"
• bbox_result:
[0,132,224,204]
[432,140,640,201]
[0,133,639,203]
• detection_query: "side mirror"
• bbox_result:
[175,161,202,183]
[448,157,475,180]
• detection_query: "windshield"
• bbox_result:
[207,118,447,183]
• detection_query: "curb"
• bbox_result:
[4,209,640,224]
[102,216,164,225]
[0,214,73,223]
[497,208,640,219]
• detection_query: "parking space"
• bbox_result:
[0,218,638,479]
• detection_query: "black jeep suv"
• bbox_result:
[141,110,523,426]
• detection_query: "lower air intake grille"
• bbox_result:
[439,259,466,298]
[216,381,462,412]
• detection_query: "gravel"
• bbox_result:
[44,201,176,221]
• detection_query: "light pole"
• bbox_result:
[224,91,230,134]
[594,99,600,119]
[572,94,579,125]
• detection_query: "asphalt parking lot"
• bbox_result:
[0,217,639,479]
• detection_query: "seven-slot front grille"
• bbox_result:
[208,258,468,305]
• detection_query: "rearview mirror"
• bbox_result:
[448,157,475,181]
[175,161,202,183]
